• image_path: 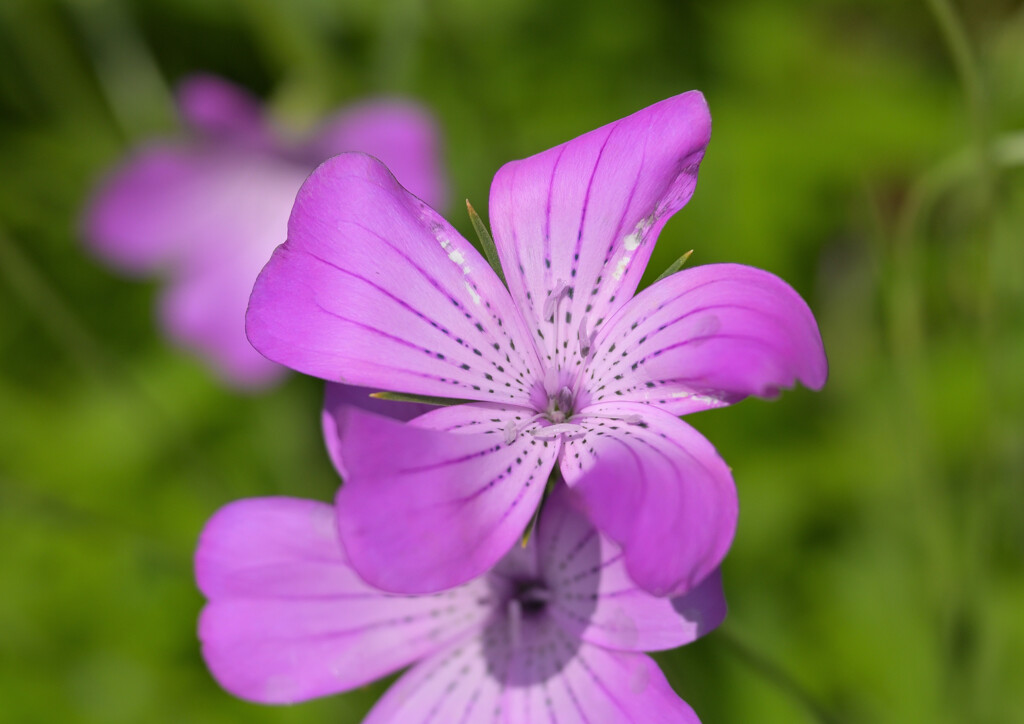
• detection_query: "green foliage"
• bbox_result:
[1,0,1022,722]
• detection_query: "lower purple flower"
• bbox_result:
[196,487,725,722]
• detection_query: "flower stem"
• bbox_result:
[717,628,844,724]
[0,224,217,484]
[67,0,175,140]
[373,0,426,92]
[0,224,108,377]
[467,199,507,286]
[923,0,996,327]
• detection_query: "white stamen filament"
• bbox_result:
[504,413,547,445]
[507,599,522,649]
[530,422,586,440]
[580,411,644,425]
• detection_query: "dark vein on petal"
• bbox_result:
[573,650,633,718]
[319,220,535,385]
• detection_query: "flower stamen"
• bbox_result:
[579,410,645,426]
[530,422,586,440]
[503,419,517,444]
[542,279,570,321]
[504,412,547,444]
[507,598,522,649]
[577,314,597,359]
[543,279,571,368]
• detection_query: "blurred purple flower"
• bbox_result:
[82,74,447,390]
[196,486,724,722]
[247,91,827,596]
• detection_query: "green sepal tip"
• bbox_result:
[654,249,694,283]
[466,199,506,286]
[369,391,469,407]
[520,498,544,548]
[520,470,560,548]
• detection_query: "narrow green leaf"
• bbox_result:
[654,249,694,283]
[521,471,560,548]
[520,494,545,548]
[467,199,506,286]
[369,391,469,407]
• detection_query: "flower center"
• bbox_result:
[544,384,575,423]
[519,372,587,442]
[505,580,551,649]
[512,581,551,616]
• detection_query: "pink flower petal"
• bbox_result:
[365,636,699,724]
[81,144,225,273]
[332,405,559,593]
[561,402,737,597]
[538,487,727,651]
[86,145,308,273]
[196,497,491,704]
[320,381,434,478]
[586,263,828,414]
[176,74,275,148]
[85,77,450,390]
[489,91,711,370]
[159,257,287,389]
[541,646,699,723]
[305,99,448,211]
[83,143,308,384]
[246,153,542,404]
[360,635,504,723]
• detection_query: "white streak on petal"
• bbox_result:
[669,391,725,407]
[612,255,631,281]
[434,227,474,277]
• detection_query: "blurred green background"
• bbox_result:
[1,0,1022,722]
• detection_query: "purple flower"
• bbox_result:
[82,74,447,390]
[247,91,827,596]
[196,486,725,722]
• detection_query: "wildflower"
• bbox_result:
[247,91,827,595]
[196,486,724,722]
[83,74,447,389]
